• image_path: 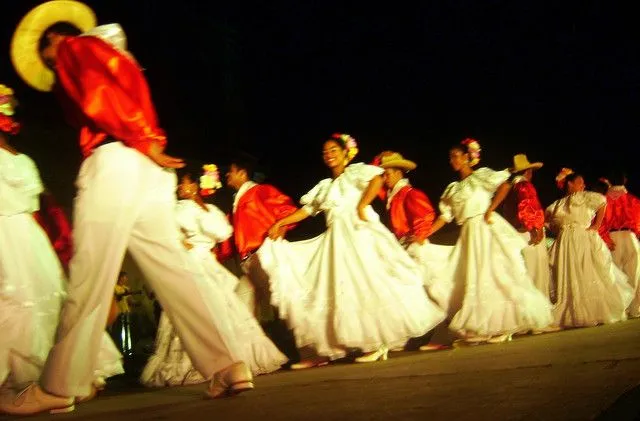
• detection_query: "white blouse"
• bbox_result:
[0,149,43,216]
[545,191,606,231]
[300,163,383,225]
[176,200,232,251]
[439,167,510,225]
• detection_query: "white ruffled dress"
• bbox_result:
[546,191,632,327]
[140,200,286,387]
[426,168,553,338]
[0,149,123,391]
[256,163,446,359]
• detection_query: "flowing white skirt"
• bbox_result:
[518,232,553,302]
[140,248,286,387]
[256,217,446,360]
[0,214,123,391]
[550,226,633,327]
[609,231,640,317]
[424,214,553,338]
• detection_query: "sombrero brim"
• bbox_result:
[380,160,417,171]
[512,162,543,172]
[10,1,96,92]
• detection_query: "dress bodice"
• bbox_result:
[439,167,510,225]
[545,191,606,230]
[300,163,383,225]
[0,149,43,216]
[176,200,232,251]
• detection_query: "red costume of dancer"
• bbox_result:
[33,193,73,273]
[501,178,545,233]
[230,184,298,259]
[387,184,436,243]
[600,187,640,247]
[55,36,166,159]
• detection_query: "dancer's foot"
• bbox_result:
[290,357,330,370]
[75,385,97,404]
[464,335,491,343]
[419,343,451,352]
[486,333,513,344]
[532,326,562,335]
[75,377,105,404]
[0,384,75,415]
[205,362,254,399]
[354,346,389,363]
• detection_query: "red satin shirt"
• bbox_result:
[55,36,166,158]
[388,185,436,242]
[599,190,640,245]
[501,179,545,232]
[230,184,297,258]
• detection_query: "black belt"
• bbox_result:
[95,138,118,149]
[241,251,256,262]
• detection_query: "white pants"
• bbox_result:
[519,232,553,302]
[40,143,241,397]
[610,231,640,317]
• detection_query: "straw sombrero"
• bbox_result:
[10,1,96,92]
[511,154,543,173]
[378,152,417,171]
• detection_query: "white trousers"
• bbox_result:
[519,232,553,302]
[40,143,241,397]
[610,231,640,317]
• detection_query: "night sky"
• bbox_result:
[1,1,638,231]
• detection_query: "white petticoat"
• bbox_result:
[423,214,554,337]
[256,216,446,360]
[140,248,286,387]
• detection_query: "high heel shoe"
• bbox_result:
[289,357,330,370]
[486,333,513,344]
[354,346,389,363]
[419,343,451,352]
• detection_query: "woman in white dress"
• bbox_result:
[141,170,286,387]
[426,139,553,344]
[0,84,122,396]
[258,133,446,368]
[545,170,632,328]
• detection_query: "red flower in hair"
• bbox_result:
[0,114,20,135]
[461,138,481,166]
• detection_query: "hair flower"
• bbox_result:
[200,164,222,196]
[331,133,359,162]
[0,84,16,116]
[461,138,481,166]
[555,167,574,190]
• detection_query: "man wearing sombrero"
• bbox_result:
[3,1,252,415]
[375,151,436,247]
[486,154,552,303]
[375,151,452,352]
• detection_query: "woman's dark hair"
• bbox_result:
[591,179,610,195]
[176,162,203,181]
[563,172,584,192]
[38,22,82,54]
[450,143,470,155]
[325,135,347,150]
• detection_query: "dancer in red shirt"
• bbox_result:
[3,2,252,415]
[487,154,552,302]
[599,171,640,317]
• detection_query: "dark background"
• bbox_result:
[1,1,638,237]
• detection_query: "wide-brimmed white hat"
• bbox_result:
[377,151,417,171]
[10,0,96,92]
[511,154,543,173]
